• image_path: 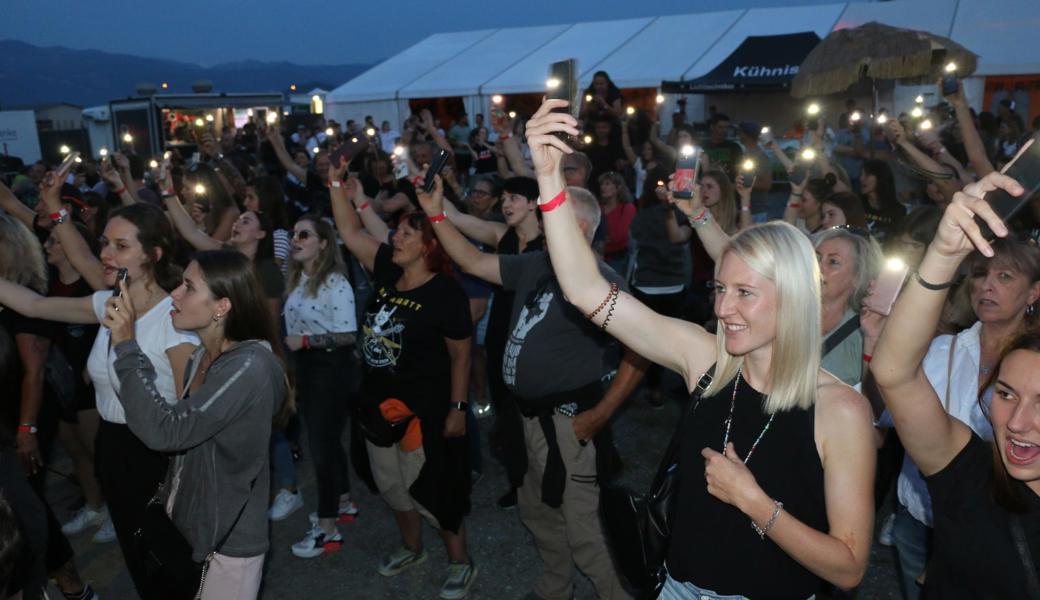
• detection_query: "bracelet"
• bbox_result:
[751,500,784,540]
[329,180,342,188]
[740,206,751,212]
[913,269,957,291]
[113,187,126,195]
[160,189,176,198]
[688,209,711,228]
[538,189,567,213]
[499,133,512,142]
[17,424,38,434]
[357,201,370,212]
[601,286,620,331]
[50,208,69,225]
[787,203,802,209]
[586,283,620,320]
[301,335,309,349]
[428,212,447,224]
[791,191,804,198]
[863,353,873,363]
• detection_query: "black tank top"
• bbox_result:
[668,373,827,599]
[484,228,544,354]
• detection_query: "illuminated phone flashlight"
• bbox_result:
[266,112,277,124]
[205,114,214,123]
[657,180,665,187]
[915,95,925,105]
[163,151,172,160]
[655,94,665,104]
[99,147,109,158]
[945,62,957,73]
[312,147,320,154]
[149,159,159,169]
[583,134,593,144]
[123,133,134,143]
[585,94,593,102]
[194,183,206,195]
[393,146,405,157]
[919,119,934,131]
[850,111,862,123]
[194,117,205,127]
[877,113,889,125]
[626,106,635,116]
[59,145,71,155]
[508,111,517,119]
[491,94,503,105]
[806,103,821,116]
[741,159,756,172]
[911,106,924,119]
[246,108,254,117]
[282,110,289,116]
[74,156,82,164]
[365,127,376,137]
[351,137,358,143]
[545,77,560,90]
[761,126,770,135]
[680,144,695,158]
[325,127,334,136]
[800,147,816,161]
[886,257,906,272]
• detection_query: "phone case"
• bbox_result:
[976,135,1040,239]
[673,158,697,199]
[423,149,451,193]
[870,262,909,316]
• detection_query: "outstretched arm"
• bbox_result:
[949,83,995,177]
[526,100,716,386]
[872,173,1019,475]
[416,178,502,285]
[0,179,36,230]
[329,171,382,273]
[266,126,308,182]
[39,162,107,290]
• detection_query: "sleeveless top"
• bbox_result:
[484,228,544,355]
[668,374,828,599]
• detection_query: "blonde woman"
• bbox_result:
[524,99,875,599]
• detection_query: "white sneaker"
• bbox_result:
[308,500,359,526]
[269,489,304,521]
[62,506,106,536]
[92,515,117,544]
[291,524,343,558]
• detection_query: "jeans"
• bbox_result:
[660,575,815,600]
[270,428,297,490]
[295,347,356,519]
[892,504,932,600]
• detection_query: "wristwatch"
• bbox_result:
[451,401,469,412]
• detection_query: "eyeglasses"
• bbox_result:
[291,230,314,240]
[469,189,492,197]
[825,224,872,239]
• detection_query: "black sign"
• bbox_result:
[663,31,820,93]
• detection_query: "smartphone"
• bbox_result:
[423,149,451,193]
[328,135,370,174]
[740,159,756,188]
[547,59,578,141]
[393,150,410,180]
[870,258,910,316]
[941,73,959,97]
[976,135,1040,239]
[57,151,80,175]
[673,147,701,199]
[116,268,130,296]
[758,127,774,146]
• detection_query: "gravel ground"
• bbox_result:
[47,376,901,599]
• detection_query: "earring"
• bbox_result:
[1028,303,1037,317]
[213,313,223,322]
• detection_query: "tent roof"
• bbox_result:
[326,0,1040,106]
[482,17,654,95]
[588,11,744,89]
[327,29,496,102]
[399,24,570,99]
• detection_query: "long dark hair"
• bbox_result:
[862,159,900,215]
[980,331,1040,513]
[186,163,236,235]
[248,210,275,262]
[250,176,290,230]
[108,203,182,292]
[193,249,294,424]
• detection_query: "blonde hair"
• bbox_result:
[813,227,883,313]
[0,214,47,294]
[704,221,822,413]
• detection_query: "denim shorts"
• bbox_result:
[660,575,816,600]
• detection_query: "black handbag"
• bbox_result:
[600,368,713,599]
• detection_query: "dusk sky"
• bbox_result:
[7,0,843,66]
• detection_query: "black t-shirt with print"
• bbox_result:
[924,434,1040,600]
[360,244,472,422]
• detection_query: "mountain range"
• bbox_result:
[0,40,371,109]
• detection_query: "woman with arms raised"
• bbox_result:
[524,99,875,599]
[871,173,1040,599]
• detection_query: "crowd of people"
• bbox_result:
[0,66,1038,600]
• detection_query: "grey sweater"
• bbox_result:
[113,339,285,561]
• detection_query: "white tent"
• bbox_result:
[325,0,1040,128]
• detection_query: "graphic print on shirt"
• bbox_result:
[503,290,553,386]
[362,302,405,368]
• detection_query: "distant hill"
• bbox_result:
[0,40,371,108]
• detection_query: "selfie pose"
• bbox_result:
[523,99,875,599]
[872,172,1040,599]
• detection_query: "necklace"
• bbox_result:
[721,368,776,464]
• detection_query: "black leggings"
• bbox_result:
[95,419,169,599]
[295,347,355,519]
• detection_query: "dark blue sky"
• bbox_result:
[7,0,844,66]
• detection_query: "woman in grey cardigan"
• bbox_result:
[104,250,288,600]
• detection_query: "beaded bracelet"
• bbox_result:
[586,283,619,320]
[751,500,784,540]
[600,287,620,331]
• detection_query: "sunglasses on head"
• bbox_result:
[825,224,872,239]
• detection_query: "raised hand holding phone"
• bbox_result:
[933,173,1018,260]
[974,135,1040,240]
[524,99,579,178]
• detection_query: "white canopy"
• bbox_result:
[325,0,1040,126]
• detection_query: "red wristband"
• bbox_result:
[357,202,370,211]
[301,335,309,349]
[787,203,802,209]
[428,212,447,223]
[17,424,37,434]
[862,353,872,363]
[539,189,567,213]
[113,187,126,195]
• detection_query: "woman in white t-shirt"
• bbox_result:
[0,202,197,599]
[280,215,360,559]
